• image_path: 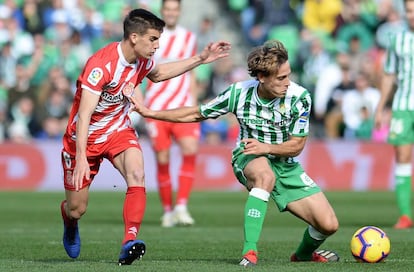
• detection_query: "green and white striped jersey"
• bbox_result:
[199,79,311,145]
[384,30,414,111]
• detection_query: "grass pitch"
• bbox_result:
[0,191,413,272]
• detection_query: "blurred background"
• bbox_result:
[0,0,404,191]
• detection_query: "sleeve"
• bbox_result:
[79,56,110,95]
[200,85,233,119]
[290,90,311,136]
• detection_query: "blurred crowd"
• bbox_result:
[0,0,406,145]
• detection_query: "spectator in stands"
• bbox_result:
[0,41,16,89]
[313,51,354,137]
[355,106,374,140]
[239,0,295,47]
[336,0,379,52]
[7,96,41,139]
[341,72,380,139]
[302,0,343,35]
[194,14,218,99]
[44,8,72,45]
[324,58,355,139]
[301,35,331,92]
[21,0,45,35]
[200,117,229,145]
[59,30,92,85]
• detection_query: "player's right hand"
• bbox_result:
[72,156,90,192]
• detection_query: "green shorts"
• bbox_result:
[388,110,414,145]
[232,147,321,212]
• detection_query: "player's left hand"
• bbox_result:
[241,138,270,155]
[199,41,231,64]
[129,95,153,118]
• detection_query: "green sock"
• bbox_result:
[395,175,412,217]
[295,227,325,261]
[242,194,268,254]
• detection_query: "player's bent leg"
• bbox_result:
[287,192,339,262]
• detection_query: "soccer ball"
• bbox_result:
[350,226,390,263]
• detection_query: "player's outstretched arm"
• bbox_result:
[130,95,206,123]
[147,41,231,83]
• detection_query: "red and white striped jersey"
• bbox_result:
[145,25,197,110]
[64,42,155,144]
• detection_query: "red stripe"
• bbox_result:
[162,35,176,58]
[146,80,169,107]
[160,75,186,109]
[178,32,193,58]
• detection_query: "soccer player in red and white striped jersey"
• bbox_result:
[59,8,230,265]
[144,0,200,227]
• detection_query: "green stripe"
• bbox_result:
[257,104,264,142]
[244,88,253,139]
[228,84,237,113]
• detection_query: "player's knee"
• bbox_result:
[128,169,145,185]
[68,205,87,220]
[255,171,275,191]
[323,216,339,235]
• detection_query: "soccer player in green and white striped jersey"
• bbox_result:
[374,0,414,229]
[131,40,339,266]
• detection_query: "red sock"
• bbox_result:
[122,186,146,244]
[157,163,173,212]
[60,200,77,227]
[176,155,196,205]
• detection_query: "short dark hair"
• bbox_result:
[123,9,165,39]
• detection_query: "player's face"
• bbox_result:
[258,61,291,99]
[406,1,414,30]
[132,29,161,59]
[161,0,181,29]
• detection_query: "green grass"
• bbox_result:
[0,191,413,272]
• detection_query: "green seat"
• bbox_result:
[228,0,248,12]
[267,24,300,67]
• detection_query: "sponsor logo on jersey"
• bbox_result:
[101,91,123,103]
[103,81,118,91]
[242,118,288,127]
[87,67,103,86]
